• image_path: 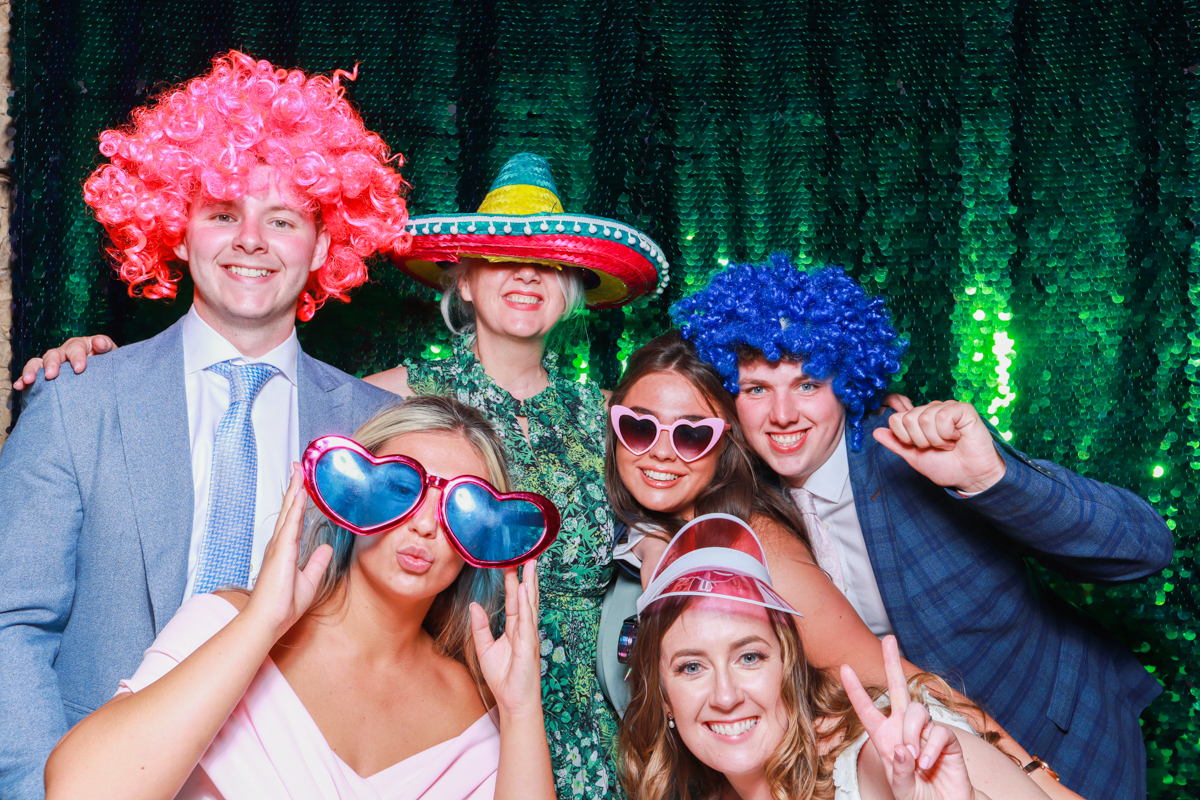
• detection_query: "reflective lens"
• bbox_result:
[617,414,660,454]
[444,482,546,563]
[313,448,423,530]
[671,423,717,460]
[617,615,639,665]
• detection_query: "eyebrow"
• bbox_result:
[668,648,706,659]
[731,635,769,648]
[667,635,769,661]
[627,406,714,422]
[739,373,822,386]
[197,201,303,216]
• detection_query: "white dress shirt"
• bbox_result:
[181,306,300,598]
[790,430,897,639]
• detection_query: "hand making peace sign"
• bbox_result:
[840,636,988,800]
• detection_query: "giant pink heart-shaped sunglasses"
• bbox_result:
[302,436,560,568]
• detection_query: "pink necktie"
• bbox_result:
[791,487,846,593]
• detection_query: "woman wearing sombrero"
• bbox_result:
[368,153,669,799]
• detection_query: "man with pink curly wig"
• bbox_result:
[0,51,406,798]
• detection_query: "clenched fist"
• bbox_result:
[872,401,1007,495]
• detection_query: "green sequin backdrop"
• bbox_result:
[9,0,1198,791]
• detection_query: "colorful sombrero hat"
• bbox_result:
[397,153,669,309]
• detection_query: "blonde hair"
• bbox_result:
[618,596,971,800]
[439,258,587,346]
[299,395,510,687]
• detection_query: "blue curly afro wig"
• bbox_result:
[670,254,908,450]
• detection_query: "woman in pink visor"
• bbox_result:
[617,513,1052,800]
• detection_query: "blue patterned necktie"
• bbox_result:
[193,360,280,594]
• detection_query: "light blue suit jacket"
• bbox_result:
[0,318,396,800]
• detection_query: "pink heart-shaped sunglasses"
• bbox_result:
[609,405,728,462]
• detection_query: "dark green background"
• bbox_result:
[11,0,1199,791]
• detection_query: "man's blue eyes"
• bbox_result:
[741,383,818,394]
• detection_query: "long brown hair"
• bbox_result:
[297,396,508,689]
[604,330,812,548]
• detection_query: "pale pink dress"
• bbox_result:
[117,594,500,800]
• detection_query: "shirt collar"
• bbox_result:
[181,305,299,385]
[801,428,850,504]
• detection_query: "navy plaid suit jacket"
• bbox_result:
[850,412,1171,800]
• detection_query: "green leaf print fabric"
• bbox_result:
[406,342,622,799]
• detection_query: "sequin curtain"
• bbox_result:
[10,0,1199,791]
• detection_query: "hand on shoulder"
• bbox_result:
[14,334,118,390]
[871,400,1007,495]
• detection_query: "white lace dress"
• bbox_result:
[831,692,978,800]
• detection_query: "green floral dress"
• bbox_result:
[406,342,621,799]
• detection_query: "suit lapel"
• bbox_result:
[848,422,916,640]
[116,320,193,633]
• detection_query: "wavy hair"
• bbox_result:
[83,50,411,320]
[298,396,507,688]
[619,595,977,800]
[670,255,908,449]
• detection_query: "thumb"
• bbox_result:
[872,426,906,453]
[301,543,334,585]
[889,744,917,800]
[872,427,922,466]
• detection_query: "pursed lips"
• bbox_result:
[397,545,433,572]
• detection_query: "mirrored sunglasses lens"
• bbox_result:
[617,414,659,454]
[314,449,423,530]
[672,423,716,460]
[444,483,546,563]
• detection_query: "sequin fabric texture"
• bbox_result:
[406,342,620,799]
[11,2,1199,793]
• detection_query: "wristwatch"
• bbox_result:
[1023,757,1061,782]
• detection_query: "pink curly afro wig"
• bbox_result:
[83,50,411,321]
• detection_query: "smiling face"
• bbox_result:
[459,260,569,345]
[350,430,484,602]
[735,357,846,489]
[614,371,726,519]
[660,598,789,786]
[173,166,330,350]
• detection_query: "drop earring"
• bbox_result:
[667,715,675,729]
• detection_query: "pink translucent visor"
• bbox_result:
[610,405,727,462]
[638,513,800,618]
[653,569,796,613]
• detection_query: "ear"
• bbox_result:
[172,239,189,264]
[457,270,474,304]
[309,225,331,273]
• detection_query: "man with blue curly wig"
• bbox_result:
[672,254,1171,800]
